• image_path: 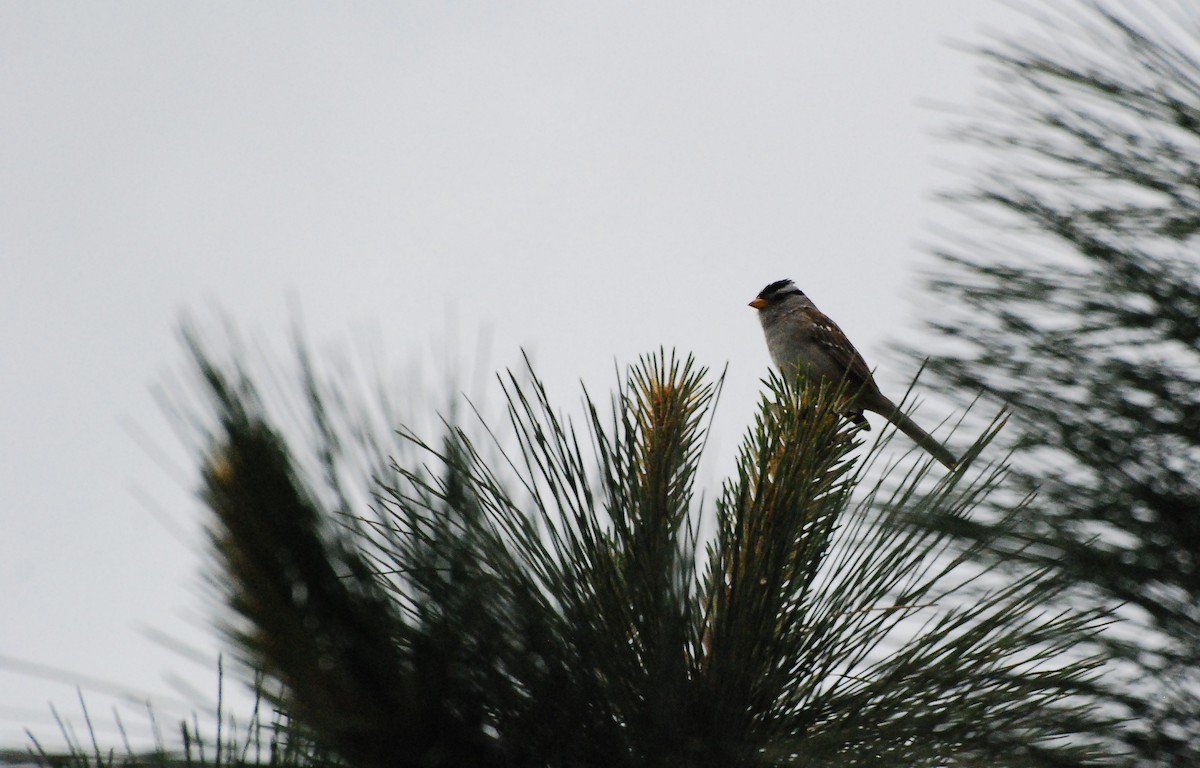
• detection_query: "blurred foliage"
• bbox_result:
[18,669,332,768]
[184,330,1107,767]
[908,2,1200,765]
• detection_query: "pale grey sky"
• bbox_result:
[1,2,1024,748]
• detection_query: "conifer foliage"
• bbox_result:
[189,337,1103,767]
[908,3,1200,764]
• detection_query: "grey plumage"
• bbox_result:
[750,279,957,470]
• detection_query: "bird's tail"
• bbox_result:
[887,408,958,470]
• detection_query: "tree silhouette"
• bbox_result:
[909,3,1200,764]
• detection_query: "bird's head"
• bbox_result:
[749,279,806,311]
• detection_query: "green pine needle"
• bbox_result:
[186,338,1108,768]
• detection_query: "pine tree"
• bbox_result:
[187,330,1106,768]
[908,3,1200,764]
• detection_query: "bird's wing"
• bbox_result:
[802,306,877,391]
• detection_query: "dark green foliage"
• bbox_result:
[907,3,1200,765]
[19,670,324,768]
[194,342,495,768]
[188,331,1106,767]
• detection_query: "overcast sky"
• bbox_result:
[1,2,1027,748]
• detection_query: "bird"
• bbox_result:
[749,279,957,469]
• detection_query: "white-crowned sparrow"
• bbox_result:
[749,279,957,469]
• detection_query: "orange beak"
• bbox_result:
[749,297,767,310]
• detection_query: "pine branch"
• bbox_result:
[908,2,1200,763]
[186,335,1108,767]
